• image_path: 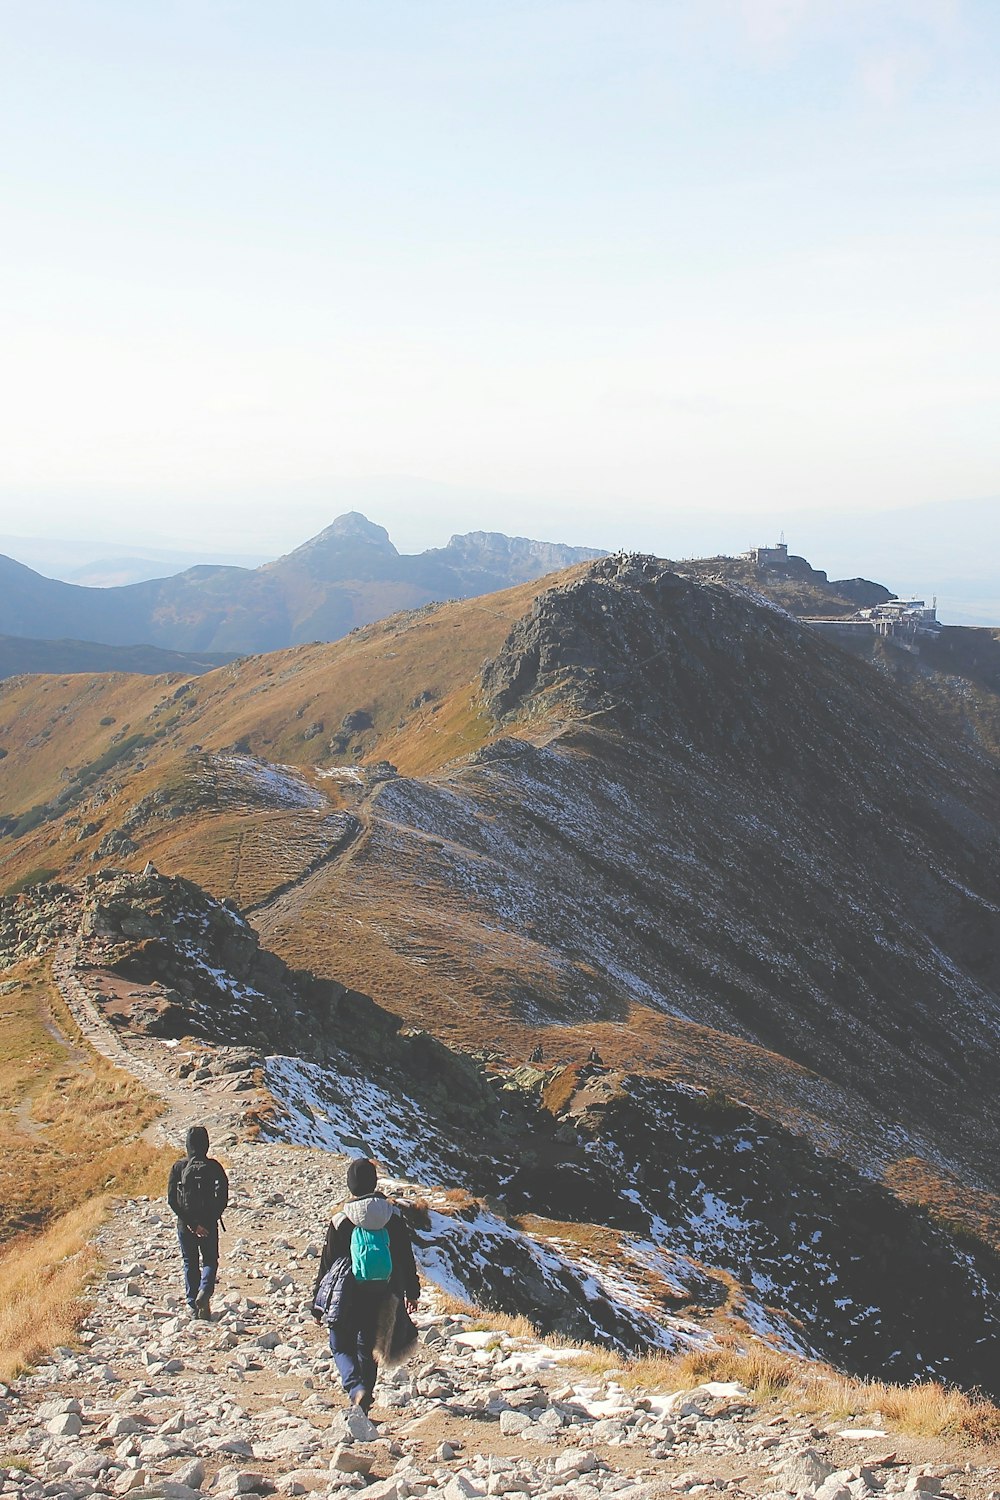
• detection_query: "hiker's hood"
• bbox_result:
[341,1194,395,1231]
[185,1125,209,1158]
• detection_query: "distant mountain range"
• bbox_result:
[0,636,232,681]
[0,513,604,659]
[0,534,271,587]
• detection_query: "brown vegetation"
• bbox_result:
[440,1295,1000,1444]
[884,1157,1000,1256]
[0,958,174,1376]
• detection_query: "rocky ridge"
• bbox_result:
[3,873,1000,1395]
[3,970,1000,1500]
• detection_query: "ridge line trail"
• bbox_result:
[9,951,995,1500]
[50,944,238,1150]
[242,811,369,920]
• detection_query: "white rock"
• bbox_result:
[139,1437,188,1461]
[554,1450,597,1477]
[357,1482,400,1500]
[114,1473,150,1496]
[330,1448,373,1476]
[778,1451,836,1495]
[328,1408,378,1443]
[215,1470,267,1495]
[170,1461,205,1490]
[443,1478,486,1500]
[106,1418,145,1438]
[46,1415,83,1439]
[38,1401,83,1420]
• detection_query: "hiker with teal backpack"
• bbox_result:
[311,1158,420,1415]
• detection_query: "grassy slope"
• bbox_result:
[0,958,173,1377]
[0,575,571,897]
[4,559,1000,1250]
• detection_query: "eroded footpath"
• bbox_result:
[2,967,999,1500]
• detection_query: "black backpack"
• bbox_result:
[176,1157,220,1228]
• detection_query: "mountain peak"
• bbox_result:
[309,511,397,551]
[268,512,400,579]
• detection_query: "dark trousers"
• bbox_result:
[177,1223,219,1308]
[329,1281,391,1404]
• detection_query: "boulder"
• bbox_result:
[778,1450,837,1495]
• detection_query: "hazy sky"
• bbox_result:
[2,0,998,556]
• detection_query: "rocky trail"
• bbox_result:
[2,956,999,1500]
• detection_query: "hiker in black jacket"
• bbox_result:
[167,1125,229,1320]
[312,1158,420,1416]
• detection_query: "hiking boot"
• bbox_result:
[195,1292,212,1320]
[349,1386,367,1409]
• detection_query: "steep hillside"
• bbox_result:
[0,513,604,654]
[803,623,1000,764]
[0,573,554,871]
[3,868,999,1392]
[3,555,1000,1394]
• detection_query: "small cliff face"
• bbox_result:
[535,1067,1000,1394]
[6,867,1000,1388]
[431,531,605,588]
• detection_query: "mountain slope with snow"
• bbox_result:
[3,555,1000,1394]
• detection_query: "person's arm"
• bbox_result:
[166,1161,183,1219]
[214,1161,230,1217]
[389,1213,421,1308]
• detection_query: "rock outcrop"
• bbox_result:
[6,870,1000,1392]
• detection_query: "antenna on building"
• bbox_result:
[779,529,786,546]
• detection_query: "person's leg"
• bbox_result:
[176,1225,200,1312]
[195,1225,219,1317]
[354,1285,387,1413]
[329,1306,365,1403]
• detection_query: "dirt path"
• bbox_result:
[4,953,996,1500]
[243,812,367,919]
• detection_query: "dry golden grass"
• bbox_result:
[0,1180,174,1385]
[386,688,495,780]
[0,1161,158,1382]
[0,670,170,819]
[433,1293,1000,1444]
[0,958,175,1376]
[0,961,167,1245]
[884,1157,1000,1256]
[0,571,561,892]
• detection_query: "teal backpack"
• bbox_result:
[351,1224,393,1281]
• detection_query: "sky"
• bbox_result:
[1,0,999,559]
